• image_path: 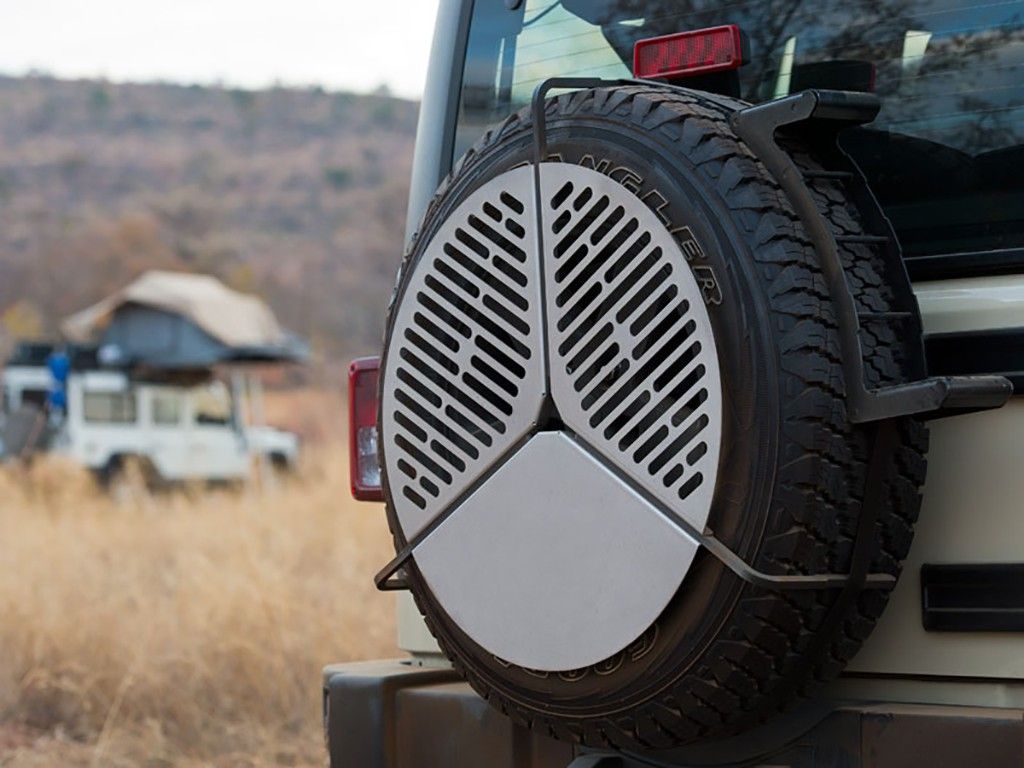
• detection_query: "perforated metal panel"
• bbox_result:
[541,165,722,532]
[380,163,722,671]
[381,167,546,538]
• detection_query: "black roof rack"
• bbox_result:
[5,341,100,370]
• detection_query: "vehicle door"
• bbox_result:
[145,387,190,481]
[185,380,250,481]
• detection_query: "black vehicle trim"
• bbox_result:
[925,327,1024,394]
[841,670,1024,686]
[922,564,1024,632]
[907,248,1024,283]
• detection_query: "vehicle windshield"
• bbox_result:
[455,0,1024,258]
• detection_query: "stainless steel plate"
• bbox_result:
[381,164,722,671]
[415,432,700,671]
[541,164,722,534]
[381,167,546,538]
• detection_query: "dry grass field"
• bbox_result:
[0,436,398,766]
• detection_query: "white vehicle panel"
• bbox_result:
[915,275,1024,334]
[52,374,275,482]
[848,278,1024,680]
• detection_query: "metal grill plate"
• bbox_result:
[381,163,722,671]
[541,164,722,533]
[381,167,546,538]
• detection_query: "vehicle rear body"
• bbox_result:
[328,0,1024,764]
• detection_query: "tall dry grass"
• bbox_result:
[0,443,398,766]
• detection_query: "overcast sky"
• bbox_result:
[0,0,442,98]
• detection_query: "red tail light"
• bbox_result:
[633,25,745,80]
[349,357,383,501]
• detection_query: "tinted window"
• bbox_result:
[83,392,137,424]
[456,0,1024,257]
[20,388,48,409]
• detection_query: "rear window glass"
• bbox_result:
[456,0,1024,258]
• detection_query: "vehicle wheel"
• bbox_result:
[268,452,295,476]
[100,455,153,503]
[378,86,928,749]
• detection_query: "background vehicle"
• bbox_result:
[328,0,1024,766]
[0,271,304,484]
[0,11,427,766]
[0,341,300,484]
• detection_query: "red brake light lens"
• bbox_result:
[633,25,744,80]
[348,356,383,501]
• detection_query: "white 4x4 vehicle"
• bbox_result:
[1,345,298,485]
[328,1,1024,766]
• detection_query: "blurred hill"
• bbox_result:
[0,75,418,361]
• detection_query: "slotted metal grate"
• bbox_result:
[541,165,721,532]
[380,163,723,671]
[383,163,720,543]
[381,167,546,537]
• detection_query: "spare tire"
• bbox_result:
[378,86,928,750]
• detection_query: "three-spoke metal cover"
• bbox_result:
[380,164,722,671]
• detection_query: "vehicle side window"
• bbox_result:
[83,392,137,424]
[151,392,182,426]
[193,382,233,427]
[19,389,48,409]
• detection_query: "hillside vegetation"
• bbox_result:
[0,75,418,360]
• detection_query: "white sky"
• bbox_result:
[0,0,442,98]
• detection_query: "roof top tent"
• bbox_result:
[61,270,307,373]
[60,271,307,483]
[1,272,306,479]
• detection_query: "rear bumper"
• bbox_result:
[322,660,1024,768]
[321,660,571,768]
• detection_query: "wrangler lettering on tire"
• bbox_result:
[378,86,928,749]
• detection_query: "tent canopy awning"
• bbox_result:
[61,271,306,369]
